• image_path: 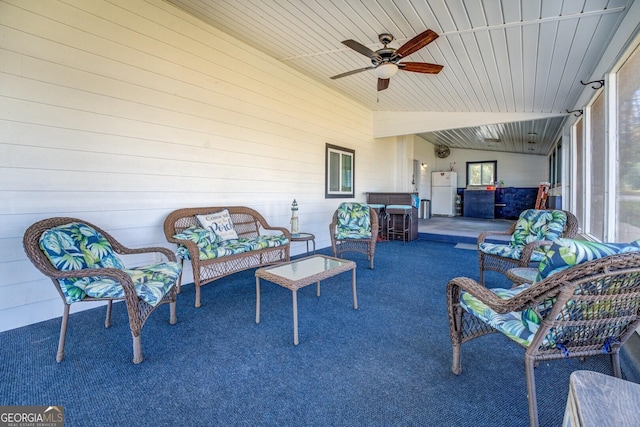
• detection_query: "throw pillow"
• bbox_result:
[536,238,640,281]
[196,209,239,241]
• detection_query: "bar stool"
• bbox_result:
[385,204,412,244]
[366,203,387,241]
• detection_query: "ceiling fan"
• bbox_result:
[435,145,451,159]
[330,29,443,91]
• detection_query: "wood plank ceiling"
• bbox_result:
[167,0,633,156]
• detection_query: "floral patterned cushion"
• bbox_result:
[173,225,288,261]
[39,222,125,303]
[335,203,371,239]
[196,236,289,260]
[510,209,567,248]
[39,222,180,306]
[460,283,540,347]
[478,210,566,261]
[536,238,640,281]
[478,242,546,262]
[74,262,181,306]
[173,226,221,259]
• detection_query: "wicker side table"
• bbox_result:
[290,232,316,256]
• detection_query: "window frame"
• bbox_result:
[325,143,355,198]
[466,160,497,187]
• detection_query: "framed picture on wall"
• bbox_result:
[325,143,355,198]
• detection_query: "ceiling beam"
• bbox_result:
[372,111,567,138]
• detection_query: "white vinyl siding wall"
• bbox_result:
[0,0,396,332]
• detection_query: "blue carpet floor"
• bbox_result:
[1,239,637,426]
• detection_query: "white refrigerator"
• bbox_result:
[431,171,457,216]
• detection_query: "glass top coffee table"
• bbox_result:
[255,255,357,345]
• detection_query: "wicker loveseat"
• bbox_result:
[164,206,290,307]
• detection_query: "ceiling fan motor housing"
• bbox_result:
[379,33,394,45]
[372,48,395,65]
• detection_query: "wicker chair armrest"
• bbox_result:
[168,237,202,260]
[447,276,543,314]
[113,245,177,262]
[477,230,513,244]
[518,240,553,263]
[477,220,518,244]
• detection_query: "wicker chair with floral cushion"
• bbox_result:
[477,209,579,285]
[448,238,640,427]
[23,218,181,364]
[329,202,378,269]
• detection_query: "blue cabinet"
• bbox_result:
[463,190,495,219]
[494,187,538,219]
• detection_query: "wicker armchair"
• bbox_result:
[23,218,180,364]
[447,246,640,427]
[329,203,378,269]
[477,209,578,284]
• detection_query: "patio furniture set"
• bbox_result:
[21,205,640,426]
[23,202,378,362]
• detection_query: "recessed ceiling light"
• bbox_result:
[528,132,537,136]
[528,147,535,151]
[527,141,536,144]
[483,138,501,143]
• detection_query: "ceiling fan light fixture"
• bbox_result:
[374,63,399,79]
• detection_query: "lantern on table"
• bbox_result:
[290,199,299,236]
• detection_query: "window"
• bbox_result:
[325,144,355,198]
[615,43,640,241]
[589,91,606,240]
[466,161,497,186]
[557,141,562,187]
[574,118,584,228]
[549,150,556,186]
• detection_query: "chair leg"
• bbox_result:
[450,307,463,375]
[56,304,70,363]
[195,285,201,308]
[611,351,622,378]
[132,334,143,364]
[176,258,184,293]
[525,355,539,427]
[451,343,462,375]
[169,301,177,325]
[105,300,113,328]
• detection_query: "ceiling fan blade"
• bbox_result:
[399,62,443,74]
[330,66,376,80]
[394,29,439,59]
[342,39,382,61]
[377,78,390,91]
